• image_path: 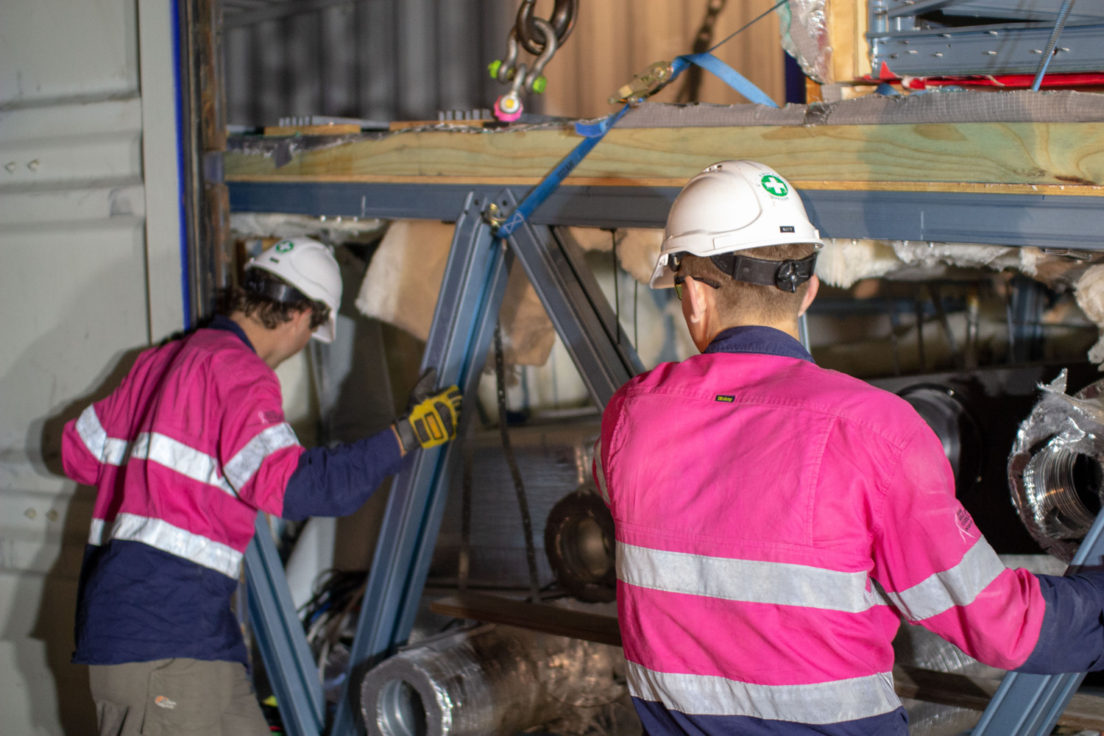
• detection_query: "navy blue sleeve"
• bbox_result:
[1017,571,1104,674]
[281,428,405,521]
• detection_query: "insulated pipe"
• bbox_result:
[1008,371,1104,561]
[359,623,624,736]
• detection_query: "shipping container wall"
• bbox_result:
[0,0,184,732]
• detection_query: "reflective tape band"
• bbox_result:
[76,405,128,466]
[223,423,300,492]
[89,518,106,545]
[883,536,1005,622]
[77,407,299,500]
[627,661,899,724]
[132,433,237,498]
[618,543,885,613]
[102,512,243,579]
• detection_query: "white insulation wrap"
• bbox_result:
[1008,370,1104,562]
[359,623,625,736]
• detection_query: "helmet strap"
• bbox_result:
[243,268,311,305]
[706,252,818,293]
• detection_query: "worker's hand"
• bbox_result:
[394,369,462,453]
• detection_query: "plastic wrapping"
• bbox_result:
[359,623,626,736]
[1008,369,1104,561]
[777,0,829,84]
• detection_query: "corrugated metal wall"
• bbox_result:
[223,0,785,126]
[224,0,515,125]
[0,1,184,733]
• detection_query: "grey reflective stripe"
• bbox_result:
[594,439,609,504]
[223,423,300,493]
[108,512,243,578]
[75,406,239,498]
[88,518,105,545]
[131,433,237,498]
[76,405,128,465]
[626,661,900,723]
[618,543,884,612]
[882,536,1005,622]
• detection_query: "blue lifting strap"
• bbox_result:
[496,51,777,238]
[672,52,779,109]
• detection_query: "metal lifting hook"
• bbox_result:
[490,17,558,122]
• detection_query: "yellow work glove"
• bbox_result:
[394,369,462,453]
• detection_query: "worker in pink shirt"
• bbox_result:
[594,160,1104,735]
[62,237,461,736]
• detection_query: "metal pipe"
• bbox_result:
[360,624,624,736]
[1031,0,1077,91]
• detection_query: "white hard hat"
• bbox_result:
[650,160,823,288]
[245,237,342,343]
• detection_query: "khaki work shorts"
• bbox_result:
[89,658,270,736]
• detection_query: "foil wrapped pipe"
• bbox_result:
[359,623,625,736]
[1008,369,1104,562]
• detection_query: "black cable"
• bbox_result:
[707,0,789,54]
[611,230,622,347]
[494,321,542,602]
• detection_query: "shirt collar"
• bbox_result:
[209,314,256,353]
[703,325,814,363]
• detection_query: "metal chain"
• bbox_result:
[677,0,727,103]
[515,0,577,55]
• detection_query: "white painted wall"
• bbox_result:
[0,1,184,732]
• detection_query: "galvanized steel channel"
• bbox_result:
[228,180,1104,250]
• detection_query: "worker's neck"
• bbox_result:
[229,311,285,368]
[706,318,800,347]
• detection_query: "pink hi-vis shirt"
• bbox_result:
[61,317,402,665]
[594,326,1073,735]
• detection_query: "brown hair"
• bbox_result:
[221,270,330,331]
[678,243,817,324]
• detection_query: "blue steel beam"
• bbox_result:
[245,516,325,736]
[228,181,1104,251]
[330,192,512,735]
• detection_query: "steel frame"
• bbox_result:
[229,181,1104,250]
[245,516,326,736]
[310,188,641,734]
[869,0,1104,77]
[235,173,1104,733]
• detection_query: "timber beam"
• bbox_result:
[226,110,1104,248]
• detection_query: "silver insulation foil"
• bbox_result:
[1009,370,1104,562]
[359,623,628,736]
[778,0,829,83]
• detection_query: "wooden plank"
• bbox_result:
[225,121,1104,195]
[262,124,363,136]
[893,665,1104,731]
[429,592,622,647]
[825,0,872,83]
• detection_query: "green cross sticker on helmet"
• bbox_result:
[760,174,789,197]
[274,240,294,253]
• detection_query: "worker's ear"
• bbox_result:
[685,276,713,325]
[798,274,819,317]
